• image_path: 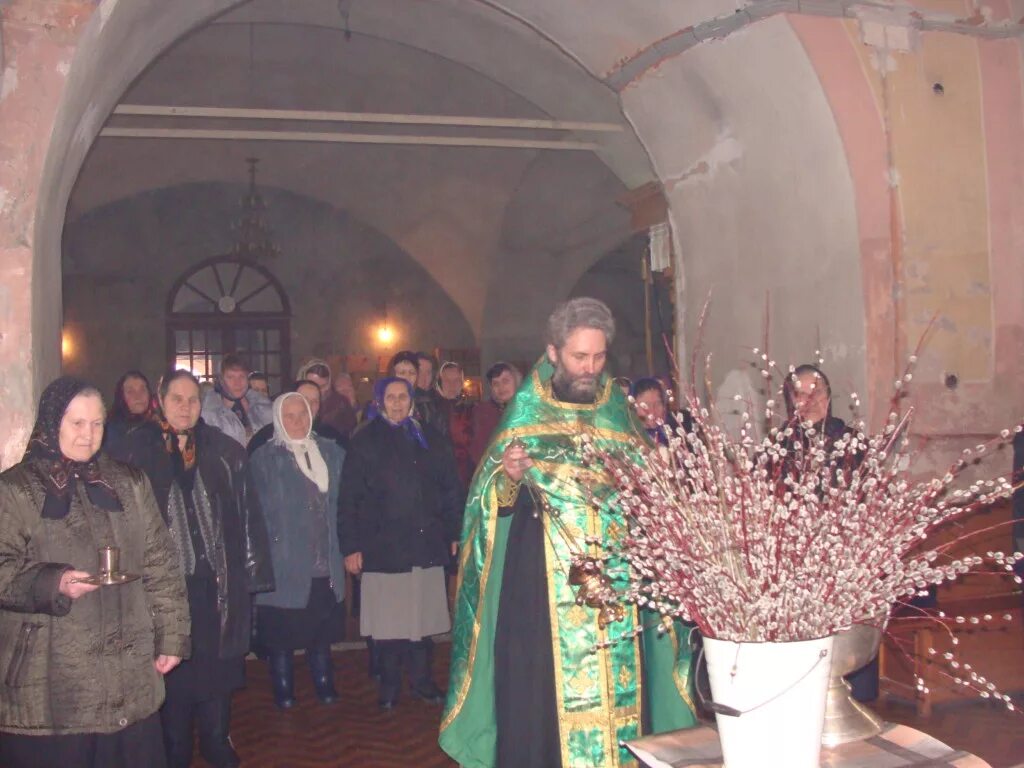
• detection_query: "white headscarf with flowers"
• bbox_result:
[272,392,329,493]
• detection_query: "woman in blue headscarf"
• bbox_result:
[338,377,463,710]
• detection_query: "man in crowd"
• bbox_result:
[413,351,445,436]
[298,359,356,441]
[202,354,273,447]
[440,297,695,768]
[415,352,437,394]
[436,361,476,487]
[468,362,521,465]
[325,371,359,439]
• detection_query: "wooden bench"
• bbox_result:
[880,596,1023,717]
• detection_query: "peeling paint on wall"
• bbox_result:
[0,426,29,470]
[663,128,743,190]
[1,66,18,100]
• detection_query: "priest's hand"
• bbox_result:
[344,552,363,576]
[502,442,533,482]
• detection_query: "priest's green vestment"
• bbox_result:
[440,359,696,768]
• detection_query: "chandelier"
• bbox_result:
[232,157,280,262]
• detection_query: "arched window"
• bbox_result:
[166,256,291,393]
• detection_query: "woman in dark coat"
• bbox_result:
[631,376,690,443]
[103,370,156,458]
[782,363,879,701]
[120,370,273,768]
[0,377,189,768]
[339,377,463,709]
[250,392,346,708]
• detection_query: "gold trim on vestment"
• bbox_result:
[531,458,613,491]
[544,490,642,767]
[491,421,639,448]
[440,481,498,731]
[671,623,697,714]
[544,529,573,768]
[494,471,521,507]
[533,368,613,412]
[592,506,615,766]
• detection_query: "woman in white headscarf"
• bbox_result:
[249,393,346,709]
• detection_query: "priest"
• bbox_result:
[440,297,696,768]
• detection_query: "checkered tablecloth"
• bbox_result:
[622,723,991,767]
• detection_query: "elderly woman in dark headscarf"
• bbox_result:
[103,370,156,459]
[338,376,463,710]
[120,369,273,768]
[0,376,189,768]
[782,363,880,701]
[250,392,346,709]
[781,364,853,443]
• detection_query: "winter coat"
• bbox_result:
[339,418,463,573]
[201,387,273,447]
[250,438,346,609]
[0,456,189,735]
[120,420,274,659]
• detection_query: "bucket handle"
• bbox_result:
[695,643,830,718]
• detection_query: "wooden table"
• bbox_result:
[622,723,991,767]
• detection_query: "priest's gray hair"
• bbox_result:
[546,297,616,350]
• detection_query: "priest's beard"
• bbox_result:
[551,364,600,404]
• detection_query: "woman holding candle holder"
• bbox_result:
[121,369,273,768]
[0,376,189,768]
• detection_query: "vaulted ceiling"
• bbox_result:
[65,0,665,345]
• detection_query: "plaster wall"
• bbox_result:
[34,0,242,406]
[478,149,635,365]
[7,0,1024,476]
[68,20,637,342]
[0,1,89,468]
[568,234,674,379]
[787,11,1024,476]
[61,185,476,396]
[621,16,868,423]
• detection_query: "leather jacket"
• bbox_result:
[117,420,274,658]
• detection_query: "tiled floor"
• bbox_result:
[209,645,1024,767]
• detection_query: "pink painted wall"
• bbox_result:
[792,14,1024,476]
[5,0,1024,476]
[789,14,896,429]
[0,1,90,468]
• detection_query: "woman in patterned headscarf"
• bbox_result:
[250,392,346,709]
[339,377,463,710]
[0,376,189,768]
[119,369,273,768]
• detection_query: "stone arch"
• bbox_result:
[14,1,880,468]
